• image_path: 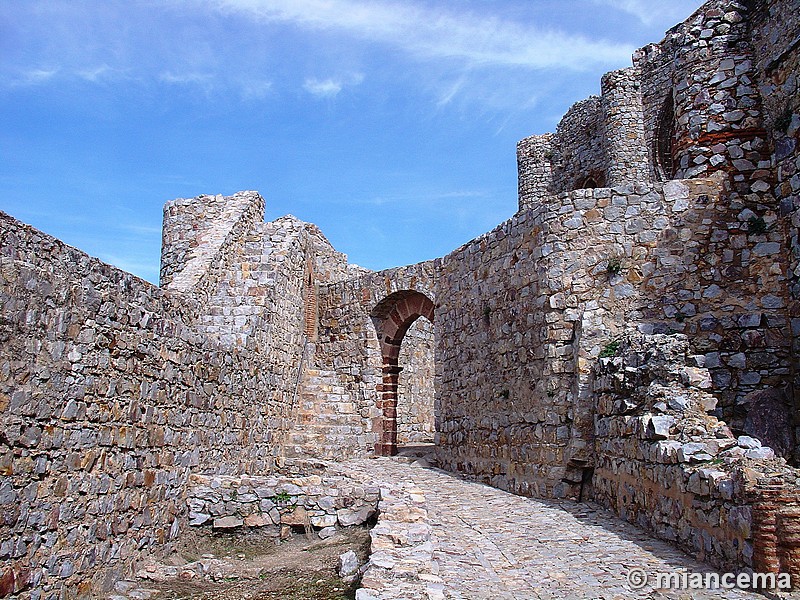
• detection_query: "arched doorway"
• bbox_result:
[370,290,435,456]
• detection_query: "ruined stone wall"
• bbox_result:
[160,191,264,293]
[635,0,771,193]
[435,168,793,495]
[0,211,296,597]
[549,97,607,192]
[628,0,795,437]
[517,68,648,210]
[397,317,435,445]
[593,331,800,572]
[634,176,792,433]
[435,181,696,498]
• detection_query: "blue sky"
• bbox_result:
[1,0,704,283]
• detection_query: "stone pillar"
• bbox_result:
[601,67,649,186]
[517,133,554,213]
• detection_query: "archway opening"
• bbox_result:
[397,317,435,447]
[370,290,435,456]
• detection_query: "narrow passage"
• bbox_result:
[355,458,761,600]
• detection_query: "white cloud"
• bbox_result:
[303,78,343,98]
[436,77,466,108]
[208,0,634,71]
[14,68,59,86]
[239,78,273,100]
[159,71,214,85]
[591,0,703,26]
[77,65,115,82]
[303,72,363,98]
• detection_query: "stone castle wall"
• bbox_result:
[311,263,438,457]
[0,191,355,598]
[3,0,800,595]
[749,0,800,452]
[434,176,733,498]
[0,209,291,597]
[593,331,800,572]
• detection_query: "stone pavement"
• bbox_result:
[351,455,768,600]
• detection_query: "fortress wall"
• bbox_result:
[0,212,290,597]
[631,176,792,433]
[160,191,264,294]
[435,171,792,496]
[548,97,608,193]
[159,193,228,287]
[312,262,438,456]
[434,181,686,498]
[635,0,772,197]
[750,0,800,454]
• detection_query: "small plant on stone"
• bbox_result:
[675,311,686,323]
[499,389,510,400]
[606,257,623,276]
[599,340,620,359]
[747,216,767,235]
[272,491,293,505]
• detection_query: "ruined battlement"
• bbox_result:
[2,0,800,597]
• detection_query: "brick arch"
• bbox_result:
[370,290,435,456]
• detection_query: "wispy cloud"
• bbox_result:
[303,72,363,98]
[591,0,702,26]
[159,71,214,85]
[304,78,342,98]
[436,77,467,108]
[208,0,633,71]
[13,68,60,86]
[239,78,273,100]
[76,64,117,82]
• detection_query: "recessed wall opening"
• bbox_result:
[370,290,436,456]
[654,92,676,181]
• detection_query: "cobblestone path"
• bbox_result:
[359,456,762,600]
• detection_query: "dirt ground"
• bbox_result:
[146,526,372,600]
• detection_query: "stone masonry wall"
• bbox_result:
[515,0,795,444]
[397,317,435,445]
[593,331,800,574]
[749,0,800,458]
[600,67,650,187]
[0,210,296,598]
[516,133,554,212]
[312,264,438,457]
[435,178,738,498]
[549,97,607,193]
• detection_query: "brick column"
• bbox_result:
[751,482,800,588]
[375,365,402,456]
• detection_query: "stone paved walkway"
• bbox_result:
[353,456,765,600]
